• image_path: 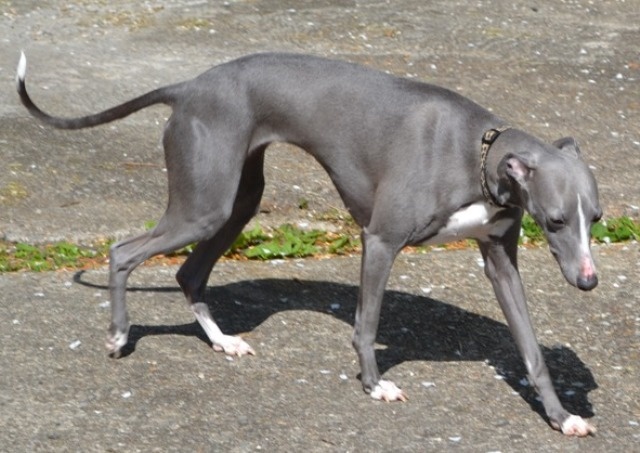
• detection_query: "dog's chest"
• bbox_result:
[422,202,510,245]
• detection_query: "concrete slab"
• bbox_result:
[0,0,638,450]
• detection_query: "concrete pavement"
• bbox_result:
[1,1,639,451]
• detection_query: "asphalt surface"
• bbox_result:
[0,1,639,451]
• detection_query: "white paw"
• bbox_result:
[370,380,408,402]
[212,335,255,357]
[105,330,128,358]
[559,414,596,437]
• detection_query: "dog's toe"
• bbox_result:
[370,380,407,402]
[556,414,596,437]
[212,335,255,357]
[105,330,128,358]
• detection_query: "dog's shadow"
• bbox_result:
[74,271,596,424]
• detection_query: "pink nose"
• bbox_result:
[578,256,598,291]
[580,255,596,277]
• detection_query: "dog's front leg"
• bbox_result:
[352,231,407,402]
[479,238,596,436]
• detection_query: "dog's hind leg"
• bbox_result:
[106,217,223,357]
[105,114,251,357]
[175,150,266,356]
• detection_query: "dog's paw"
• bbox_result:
[105,329,128,358]
[212,335,255,357]
[553,414,596,437]
[370,380,408,402]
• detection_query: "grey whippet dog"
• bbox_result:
[17,52,601,436]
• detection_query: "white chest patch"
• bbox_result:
[422,202,509,245]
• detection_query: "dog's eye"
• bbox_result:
[547,217,565,231]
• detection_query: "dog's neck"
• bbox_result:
[480,126,511,207]
[482,128,523,208]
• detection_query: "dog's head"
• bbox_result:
[499,137,602,291]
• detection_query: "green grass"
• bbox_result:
[0,241,110,272]
[225,224,360,260]
[1,215,638,273]
[519,214,545,244]
[590,216,640,243]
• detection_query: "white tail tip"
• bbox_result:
[16,51,27,83]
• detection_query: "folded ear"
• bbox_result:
[553,136,581,156]
[499,153,537,185]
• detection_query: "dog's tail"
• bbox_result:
[16,52,175,130]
